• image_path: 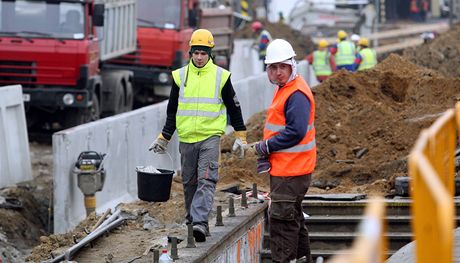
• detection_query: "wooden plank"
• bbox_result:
[312,22,449,44]
[374,37,423,54]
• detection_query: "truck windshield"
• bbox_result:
[137,0,181,29]
[0,0,85,39]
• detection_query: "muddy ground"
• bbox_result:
[2,22,460,263]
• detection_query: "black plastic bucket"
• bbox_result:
[136,167,174,202]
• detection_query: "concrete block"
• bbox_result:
[0,85,32,188]
[53,101,180,233]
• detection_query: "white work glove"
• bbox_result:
[232,131,248,159]
[148,134,169,154]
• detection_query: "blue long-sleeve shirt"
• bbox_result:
[266,90,311,152]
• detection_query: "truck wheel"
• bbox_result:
[63,92,100,128]
[123,81,133,112]
[101,71,127,117]
[114,81,124,114]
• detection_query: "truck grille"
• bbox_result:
[0,60,37,85]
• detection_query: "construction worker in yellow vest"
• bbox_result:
[305,39,336,82]
[354,37,377,71]
[330,30,356,71]
[149,29,247,243]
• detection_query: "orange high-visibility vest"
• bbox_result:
[263,76,316,176]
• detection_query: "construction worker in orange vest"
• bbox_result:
[252,39,316,263]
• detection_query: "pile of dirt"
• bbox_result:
[234,19,315,59]
[403,23,460,78]
[0,143,53,263]
[27,179,188,262]
[222,54,460,195]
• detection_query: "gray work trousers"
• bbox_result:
[179,135,220,225]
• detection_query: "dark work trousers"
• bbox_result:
[269,174,312,263]
[179,136,220,227]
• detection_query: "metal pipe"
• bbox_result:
[46,216,125,262]
[91,208,112,232]
[64,217,125,260]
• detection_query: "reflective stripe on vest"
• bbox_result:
[265,122,315,133]
[263,76,316,176]
[357,48,377,71]
[312,50,332,76]
[336,40,356,66]
[178,66,223,105]
[173,60,229,143]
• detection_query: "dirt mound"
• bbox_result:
[222,54,460,195]
[403,23,460,78]
[234,19,315,59]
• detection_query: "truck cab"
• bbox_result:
[108,0,194,104]
[0,0,136,129]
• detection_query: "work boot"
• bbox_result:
[193,224,207,242]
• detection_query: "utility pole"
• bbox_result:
[449,0,454,26]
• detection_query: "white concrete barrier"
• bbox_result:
[53,60,313,233]
[0,85,32,188]
[53,101,180,233]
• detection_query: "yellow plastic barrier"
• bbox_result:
[408,103,460,263]
[328,197,387,263]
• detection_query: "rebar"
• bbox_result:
[228,197,236,217]
[241,190,248,208]
[171,237,179,260]
[215,206,224,226]
[186,224,196,248]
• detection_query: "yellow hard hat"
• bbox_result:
[189,29,215,48]
[337,30,347,40]
[358,37,369,47]
[318,39,329,49]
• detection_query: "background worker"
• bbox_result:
[354,37,377,71]
[350,34,361,50]
[149,29,247,243]
[251,21,272,71]
[253,39,316,263]
[305,39,335,82]
[330,30,356,71]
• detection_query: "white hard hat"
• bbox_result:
[351,34,360,42]
[264,39,296,64]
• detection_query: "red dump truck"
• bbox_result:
[0,0,136,129]
[0,0,233,129]
[107,0,234,105]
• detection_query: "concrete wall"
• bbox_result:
[0,85,32,188]
[209,218,264,263]
[53,61,313,233]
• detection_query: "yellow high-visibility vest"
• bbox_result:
[172,59,230,143]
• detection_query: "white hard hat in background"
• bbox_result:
[264,39,296,64]
[351,34,360,42]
